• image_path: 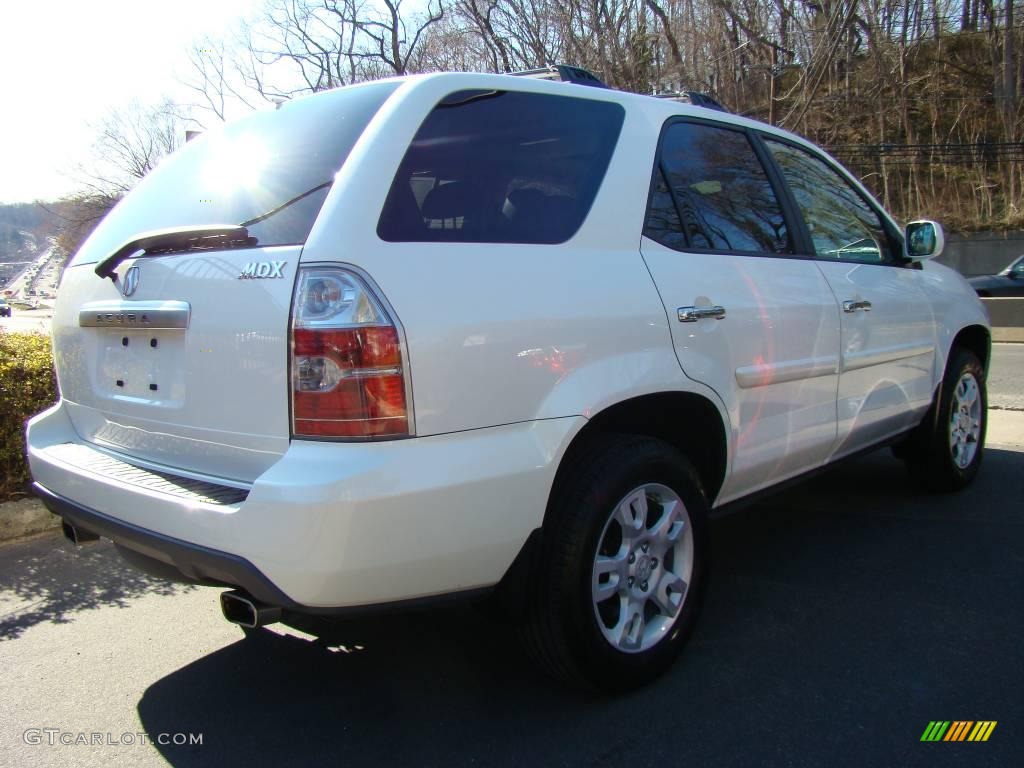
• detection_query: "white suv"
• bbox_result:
[28,71,989,692]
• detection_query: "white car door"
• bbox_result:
[762,137,937,458]
[640,119,841,504]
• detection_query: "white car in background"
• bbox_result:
[28,69,989,692]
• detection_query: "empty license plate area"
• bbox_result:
[53,250,297,479]
[96,329,186,405]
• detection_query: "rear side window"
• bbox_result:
[71,82,398,266]
[645,121,791,255]
[377,90,625,244]
[644,168,687,251]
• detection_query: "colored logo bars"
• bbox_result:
[920,721,997,742]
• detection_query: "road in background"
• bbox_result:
[989,342,1024,411]
[1,243,60,305]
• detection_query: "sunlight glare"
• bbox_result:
[202,133,269,195]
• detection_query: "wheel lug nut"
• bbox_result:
[628,576,635,587]
[650,558,658,569]
[641,543,649,553]
[628,553,636,564]
[640,581,648,591]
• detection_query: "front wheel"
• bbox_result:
[905,347,986,491]
[520,435,709,692]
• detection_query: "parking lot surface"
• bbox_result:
[1,361,1021,767]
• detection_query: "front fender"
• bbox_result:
[919,261,991,383]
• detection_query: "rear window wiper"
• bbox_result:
[94,225,256,282]
[239,181,333,228]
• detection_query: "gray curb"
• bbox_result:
[0,497,61,544]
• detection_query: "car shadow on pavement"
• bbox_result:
[0,537,194,641]
[136,448,1023,768]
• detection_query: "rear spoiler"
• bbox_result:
[94,225,254,282]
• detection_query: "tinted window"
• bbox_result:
[71,82,399,266]
[377,90,624,244]
[766,139,895,264]
[651,122,791,255]
[644,168,688,251]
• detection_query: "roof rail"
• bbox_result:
[655,91,729,113]
[509,64,609,89]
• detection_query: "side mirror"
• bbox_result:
[905,220,944,261]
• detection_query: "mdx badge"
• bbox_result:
[239,261,286,279]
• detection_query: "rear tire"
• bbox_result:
[520,435,709,693]
[904,347,986,491]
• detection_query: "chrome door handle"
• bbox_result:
[842,299,872,313]
[678,305,727,323]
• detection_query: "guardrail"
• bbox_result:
[981,297,1024,328]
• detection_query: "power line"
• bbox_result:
[828,141,1024,167]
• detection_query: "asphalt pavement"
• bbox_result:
[989,342,1024,411]
[0,354,1021,767]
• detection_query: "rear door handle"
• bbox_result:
[842,299,872,313]
[678,305,727,323]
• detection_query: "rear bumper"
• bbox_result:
[27,401,580,609]
[35,483,297,607]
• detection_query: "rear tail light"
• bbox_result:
[290,266,411,438]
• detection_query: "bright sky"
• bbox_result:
[0,0,263,204]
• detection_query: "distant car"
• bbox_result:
[969,254,1024,296]
[0,298,10,317]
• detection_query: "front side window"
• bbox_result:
[645,121,791,255]
[377,90,625,244]
[766,139,896,264]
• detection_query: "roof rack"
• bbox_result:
[509,64,609,90]
[655,91,729,113]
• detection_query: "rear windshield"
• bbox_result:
[70,81,398,266]
[377,89,625,244]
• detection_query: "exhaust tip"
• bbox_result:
[62,520,100,545]
[220,590,281,629]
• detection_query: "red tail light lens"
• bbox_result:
[290,268,411,439]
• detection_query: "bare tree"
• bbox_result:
[169,0,1024,229]
[354,0,446,75]
[235,0,364,102]
[56,101,188,258]
[455,0,564,71]
[76,100,185,196]
[183,37,259,122]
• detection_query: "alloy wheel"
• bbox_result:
[591,483,694,653]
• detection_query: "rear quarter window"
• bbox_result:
[377,90,625,244]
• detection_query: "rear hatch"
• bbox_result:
[54,82,398,482]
